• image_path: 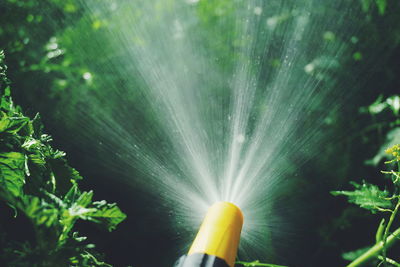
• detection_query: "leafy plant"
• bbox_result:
[332,144,400,266]
[0,50,126,266]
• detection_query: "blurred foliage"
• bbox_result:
[0,0,400,266]
[0,51,126,266]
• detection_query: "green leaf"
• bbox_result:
[64,182,81,203]
[0,112,29,134]
[87,201,127,231]
[62,186,126,232]
[0,152,26,197]
[75,190,94,207]
[22,136,43,152]
[364,94,387,114]
[376,218,386,243]
[0,87,13,111]
[331,182,393,213]
[23,195,59,227]
[59,190,95,238]
[31,113,44,138]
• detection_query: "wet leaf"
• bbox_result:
[0,152,26,197]
[331,182,392,213]
[87,201,127,231]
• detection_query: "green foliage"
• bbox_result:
[0,51,126,266]
[331,182,392,213]
[333,145,400,266]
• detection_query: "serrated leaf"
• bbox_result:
[331,182,392,213]
[64,183,81,204]
[87,201,127,231]
[0,152,26,197]
[22,136,43,151]
[62,187,126,232]
[23,195,59,227]
[0,112,29,134]
[59,191,95,243]
[76,190,93,207]
[67,204,96,218]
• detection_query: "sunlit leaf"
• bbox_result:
[0,112,29,134]
[87,201,127,231]
[0,152,25,197]
[331,182,392,213]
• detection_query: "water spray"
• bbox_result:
[174,202,243,267]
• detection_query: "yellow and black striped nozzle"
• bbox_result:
[174,201,244,267]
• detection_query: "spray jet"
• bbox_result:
[174,202,243,267]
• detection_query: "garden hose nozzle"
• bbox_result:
[174,201,243,267]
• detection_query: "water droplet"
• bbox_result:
[83,72,92,80]
[236,134,245,143]
[254,7,262,15]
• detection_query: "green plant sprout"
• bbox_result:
[332,144,400,267]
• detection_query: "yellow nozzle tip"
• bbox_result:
[188,202,243,267]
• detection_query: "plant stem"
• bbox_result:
[347,226,400,267]
[377,256,400,267]
[381,199,400,266]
